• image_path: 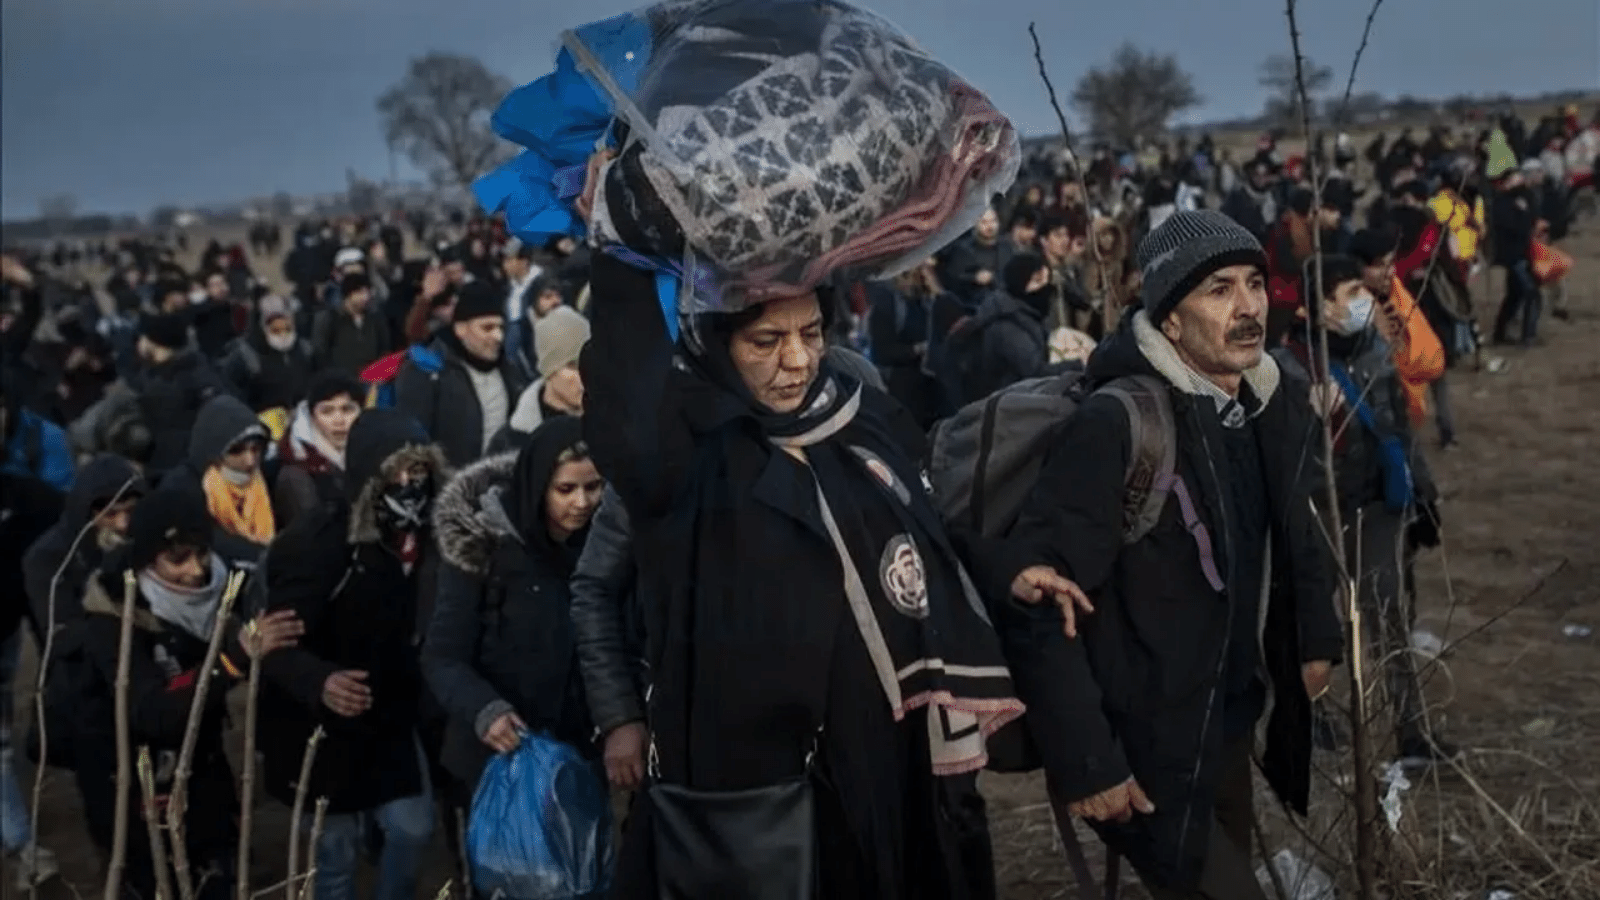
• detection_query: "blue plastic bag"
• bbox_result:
[467,732,614,900]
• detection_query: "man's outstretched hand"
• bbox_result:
[1068,777,1156,823]
[1010,565,1095,638]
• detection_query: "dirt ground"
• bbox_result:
[7,224,1599,899]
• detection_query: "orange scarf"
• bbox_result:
[202,465,276,544]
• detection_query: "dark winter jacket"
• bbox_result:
[71,561,245,868]
[424,438,596,789]
[310,306,392,378]
[258,409,451,815]
[967,289,1050,403]
[980,311,1341,891]
[570,484,645,736]
[1490,186,1538,267]
[395,335,529,468]
[130,350,234,474]
[2,472,64,644]
[1278,330,1436,515]
[159,394,273,565]
[941,235,1012,302]
[22,455,143,641]
[186,299,239,360]
[866,283,942,429]
[220,328,317,413]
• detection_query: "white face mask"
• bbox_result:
[266,330,297,352]
[1330,291,1375,336]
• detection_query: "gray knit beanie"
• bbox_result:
[1136,210,1269,323]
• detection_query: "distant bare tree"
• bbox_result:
[1259,53,1333,124]
[38,193,78,227]
[1071,44,1201,148]
[377,53,512,188]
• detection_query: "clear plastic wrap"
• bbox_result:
[566,0,1020,313]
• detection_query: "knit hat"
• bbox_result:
[1347,227,1399,266]
[306,370,364,408]
[1136,210,1269,323]
[535,306,592,381]
[258,294,293,325]
[452,282,503,324]
[127,488,212,571]
[139,313,190,351]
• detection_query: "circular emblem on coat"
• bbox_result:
[880,534,929,619]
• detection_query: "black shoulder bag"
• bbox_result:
[645,605,822,899]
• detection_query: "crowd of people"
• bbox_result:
[0,96,1592,900]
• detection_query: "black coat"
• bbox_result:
[865,283,941,429]
[968,290,1050,404]
[981,313,1341,891]
[570,484,646,736]
[582,255,995,900]
[2,472,64,643]
[424,450,595,789]
[941,235,1012,303]
[71,566,243,867]
[257,410,451,814]
[310,307,392,379]
[131,350,234,474]
[220,329,317,413]
[395,337,528,469]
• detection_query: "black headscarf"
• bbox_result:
[507,414,589,572]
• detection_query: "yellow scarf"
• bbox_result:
[202,465,276,544]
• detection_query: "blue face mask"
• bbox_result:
[1330,291,1375,336]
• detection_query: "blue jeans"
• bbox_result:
[1,631,33,852]
[309,737,435,900]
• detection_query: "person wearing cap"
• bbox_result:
[311,270,393,378]
[273,371,364,527]
[258,409,451,900]
[69,488,301,899]
[1275,254,1453,768]
[395,281,529,468]
[221,293,317,416]
[491,305,590,453]
[131,309,235,474]
[161,394,278,561]
[985,210,1340,899]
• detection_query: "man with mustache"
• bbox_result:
[978,211,1341,899]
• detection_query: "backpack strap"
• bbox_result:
[1099,375,1176,544]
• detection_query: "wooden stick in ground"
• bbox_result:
[138,746,176,900]
[297,797,329,900]
[31,475,138,900]
[105,569,140,900]
[285,726,326,900]
[1028,22,1117,331]
[236,649,264,900]
[167,569,246,900]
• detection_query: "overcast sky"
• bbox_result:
[2,0,1596,218]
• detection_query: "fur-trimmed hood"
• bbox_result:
[342,407,454,545]
[432,452,518,575]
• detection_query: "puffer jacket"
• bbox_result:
[423,448,596,789]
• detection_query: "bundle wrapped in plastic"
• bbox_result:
[476,0,1019,314]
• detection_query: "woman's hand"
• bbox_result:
[575,149,617,224]
[482,712,527,754]
[1010,565,1095,638]
[239,610,304,659]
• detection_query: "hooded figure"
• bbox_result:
[949,251,1053,405]
[425,415,603,793]
[23,454,144,639]
[221,293,316,413]
[582,253,1021,900]
[258,408,451,900]
[130,313,234,475]
[163,394,275,557]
